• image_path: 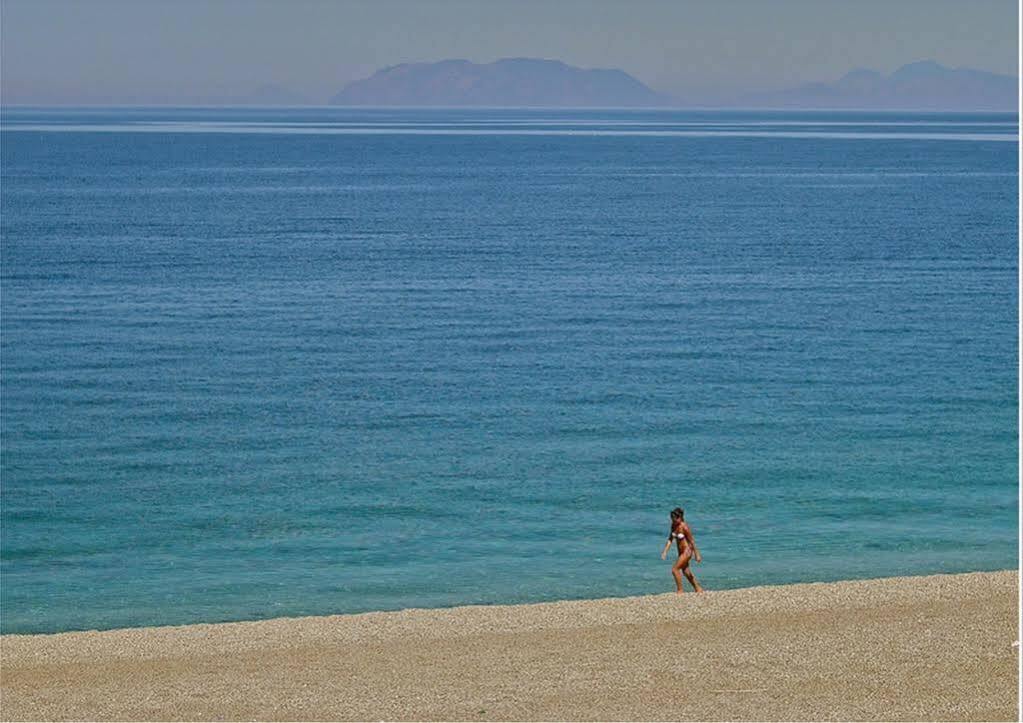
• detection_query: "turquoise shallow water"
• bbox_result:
[1,108,1018,634]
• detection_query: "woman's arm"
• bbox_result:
[660,531,673,559]
[684,524,702,563]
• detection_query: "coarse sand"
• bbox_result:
[1,570,1018,721]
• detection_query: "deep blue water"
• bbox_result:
[1,107,1018,634]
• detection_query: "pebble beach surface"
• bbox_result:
[2,570,1018,721]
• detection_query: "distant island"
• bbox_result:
[327,57,1017,111]
[743,60,1018,111]
[329,58,671,107]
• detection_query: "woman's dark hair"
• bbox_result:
[671,507,685,521]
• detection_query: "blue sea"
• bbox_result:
[1,107,1018,635]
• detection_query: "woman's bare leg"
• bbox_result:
[671,564,684,593]
[682,563,704,593]
[672,553,691,594]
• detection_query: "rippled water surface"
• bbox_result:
[1,108,1018,633]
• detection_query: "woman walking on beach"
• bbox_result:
[660,507,703,593]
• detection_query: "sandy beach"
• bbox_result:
[2,570,1017,721]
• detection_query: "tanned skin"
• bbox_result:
[660,509,703,593]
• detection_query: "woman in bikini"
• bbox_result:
[660,506,703,593]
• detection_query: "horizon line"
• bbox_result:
[2,103,1020,114]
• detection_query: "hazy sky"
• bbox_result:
[2,0,1018,104]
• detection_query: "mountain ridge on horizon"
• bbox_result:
[738,59,1018,110]
[326,57,1017,110]
[2,58,1015,109]
[329,57,671,107]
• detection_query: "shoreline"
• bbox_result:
[5,566,1017,640]
[2,569,1018,721]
